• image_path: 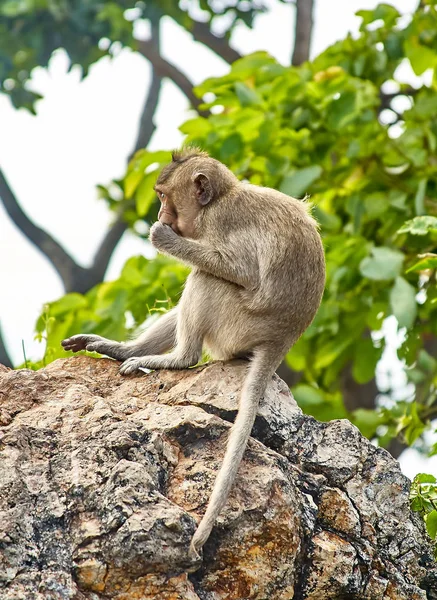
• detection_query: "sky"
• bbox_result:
[1,0,435,477]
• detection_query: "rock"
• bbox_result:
[0,356,435,600]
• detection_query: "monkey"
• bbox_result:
[61,147,326,557]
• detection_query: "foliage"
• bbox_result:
[410,473,437,556]
[0,0,282,111]
[35,2,437,455]
[27,255,189,369]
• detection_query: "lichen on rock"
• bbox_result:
[0,357,435,599]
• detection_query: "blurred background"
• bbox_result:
[1,0,437,487]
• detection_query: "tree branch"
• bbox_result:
[1,16,166,303]
[0,322,13,368]
[190,21,241,64]
[379,86,418,111]
[292,0,314,66]
[86,63,162,288]
[87,19,164,288]
[0,168,83,292]
[89,213,128,284]
[137,39,209,117]
[129,69,162,161]
[130,17,163,160]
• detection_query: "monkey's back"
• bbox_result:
[183,184,325,360]
[224,185,325,319]
[246,185,324,302]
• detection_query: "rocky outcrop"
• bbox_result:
[0,357,435,599]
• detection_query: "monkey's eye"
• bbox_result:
[158,191,166,201]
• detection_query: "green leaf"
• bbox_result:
[366,302,387,330]
[286,337,309,371]
[231,52,281,78]
[385,32,404,60]
[135,172,157,217]
[353,408,384,439]
[280,165,323,198]
[359,247,404,281]
[399,402,425,445]
[292,384,324,407]
[390,277,417,329]
[179,117,212,136]
[418,350,437,373]
[352,338,382,384]
[364,192,390,219]
[407,367,426,384]
[1,0,28,17]
[49,294,88,317]
[234,82,262,106]
[125,169,145,199]
[389,190,408,210]
[357,4,400,27]
[410,496,423,512]
[405,39,437,76]
[219,133,244,161]
[398,216,437,236]
[314,336,353,370]
[414,179,427,215]
[374,3,400,24]
[413,94,437,119]
[293,385,347,422]
[426,510,437,540]
[407,254,437,272]
[312,206,342,231]
[124,151,171,200]
[415,473,437,485]
[327,92,357,129]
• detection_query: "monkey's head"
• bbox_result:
[154,147,238,238]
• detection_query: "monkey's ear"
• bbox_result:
[193,172,214,206]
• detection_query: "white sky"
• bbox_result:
[1,0,435,477]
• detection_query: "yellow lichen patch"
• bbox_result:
[198,500,301,599]
[75,558,107,592]
[318,488,360,535]
[113,573,200,600]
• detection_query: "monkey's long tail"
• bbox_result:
[189,345,283,556]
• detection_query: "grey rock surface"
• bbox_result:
[0,357,435,599]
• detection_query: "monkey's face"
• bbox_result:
[154,156,230,239]
[156,190,178,231]
[154,186,199,239]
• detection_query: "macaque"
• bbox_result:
[62,147,326,557]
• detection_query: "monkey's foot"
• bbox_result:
[61,334,105,353]
[120,353,197,374]
[120,357,153,376]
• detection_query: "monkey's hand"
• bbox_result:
[149,221,179,253]
[61,334,107,353]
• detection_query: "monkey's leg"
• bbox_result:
[119,314,203,375]
[61,308,178,361]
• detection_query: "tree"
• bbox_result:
[27,1,437,462]
[3,1,437,462]
[0,0,308,366]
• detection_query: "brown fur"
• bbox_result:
[61,148,326,557]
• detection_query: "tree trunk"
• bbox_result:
[292,0,314,66]
[0,323,13,368]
